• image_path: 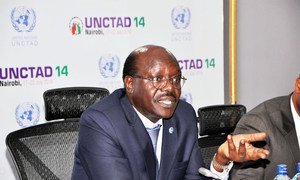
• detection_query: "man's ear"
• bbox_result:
[294,77,300,115]
[124,76,134,93]
[295,77,300,93]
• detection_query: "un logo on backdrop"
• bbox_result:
[11,6,36,32]
[171,6,191,29]
[180,91,193,105]
[69,17,83,35]
[15,102,40,128]
[99,54,120,78]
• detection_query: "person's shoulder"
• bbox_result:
[235,95,291,135]
[175,100,197,118]
[264,95,289,104]
[79,88,126,126]
[84,88,125,113]
[177,99,194,110]
[248,95,290,115]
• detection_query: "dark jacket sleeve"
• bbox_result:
[71,109,133,180]
[230,113,269,179]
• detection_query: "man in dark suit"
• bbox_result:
[71,45,269,180]
[231,76,300,179]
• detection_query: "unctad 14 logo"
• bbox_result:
[69,16,104,36]
[11,6,38,47]
[69,17,83,35]
[69,16,145,36]
[181,91,192,105]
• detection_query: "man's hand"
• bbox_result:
[213,132,270,172]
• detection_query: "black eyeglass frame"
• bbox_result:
[132,74,187,89]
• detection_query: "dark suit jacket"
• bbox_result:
[231,95,300,179]
[71,88,206,180]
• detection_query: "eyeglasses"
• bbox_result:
[132,75,187,89]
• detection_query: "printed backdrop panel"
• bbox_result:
[0,0,224,178]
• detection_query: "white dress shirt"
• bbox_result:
[134,107,163,166]
[290,97,300,149]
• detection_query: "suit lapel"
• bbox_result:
[158,117,178,180]
[120,94,157,180]
[133,120,157,180]
[279,96,300,161]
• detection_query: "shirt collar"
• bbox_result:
[132,106,163,128]
[290,96,300,122]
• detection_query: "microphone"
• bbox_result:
[198,167,220,179]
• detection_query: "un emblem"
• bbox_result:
[99,54,120,78]
[15,102,40,128]
[171,6,191,29]
[11,6,36,32]
[180,91,193,105]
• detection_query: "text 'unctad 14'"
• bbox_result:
[0,67,53,79]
